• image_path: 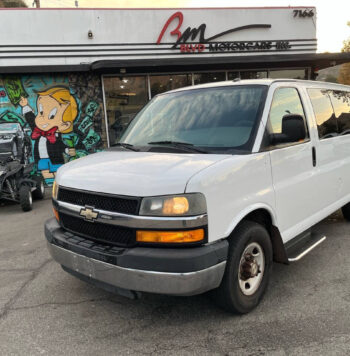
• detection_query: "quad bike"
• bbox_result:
[0,155,45,213]
[0,122,32,165]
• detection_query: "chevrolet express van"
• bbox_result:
[45,79,350,314]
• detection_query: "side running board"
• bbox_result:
[285,230,326,263]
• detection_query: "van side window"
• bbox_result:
[265,87,309,148]
[307,89,338,139]
[329,90,350,135]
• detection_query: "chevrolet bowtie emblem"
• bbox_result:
[80,206,98,221]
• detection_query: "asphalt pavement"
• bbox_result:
[0,192,349,355]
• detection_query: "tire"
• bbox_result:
[342,203,350,221]
[19,185,32,212]
[213,221,273,314]
[32,176,45,200]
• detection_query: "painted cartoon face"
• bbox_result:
[35,95,70,132]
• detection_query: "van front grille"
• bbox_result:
[60,213,136,247]
[57,187,140,215]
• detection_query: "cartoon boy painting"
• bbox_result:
[19,87,78,179]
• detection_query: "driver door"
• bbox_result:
[265,86,320,242]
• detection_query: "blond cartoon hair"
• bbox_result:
[37,86,78,133]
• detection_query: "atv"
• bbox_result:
[0,122,32,165]
[0,147,45,212]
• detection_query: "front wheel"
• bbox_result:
[342,203,350,221]
[19,185,33,212]
[213,221,272,314]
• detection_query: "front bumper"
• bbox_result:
[45,218,228,296]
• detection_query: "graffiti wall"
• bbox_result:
[0,73,105,185]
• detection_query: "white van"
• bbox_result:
[45,79,350,314]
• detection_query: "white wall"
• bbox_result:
[0,7,317,68]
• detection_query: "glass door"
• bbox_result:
[103,76,148,146]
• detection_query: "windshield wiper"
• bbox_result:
[147,140,208,153]
[111,142,139,151]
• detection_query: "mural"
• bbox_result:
[0,73,105,185]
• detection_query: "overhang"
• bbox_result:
[91,52,350,74]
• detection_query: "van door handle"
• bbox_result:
[312,146,317,167]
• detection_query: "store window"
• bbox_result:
[227,72,240,80]
[269,69,308,79]
[103,76,148,145]
[240,71,267,79]
[193,72,226,85]
[150,74,192,97]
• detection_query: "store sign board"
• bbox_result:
[0,8,317,68]
[156,10,313,54]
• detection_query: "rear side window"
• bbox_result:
[329,90,350,135]
[307,89,337,139]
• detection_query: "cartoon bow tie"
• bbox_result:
[31,126,58,144]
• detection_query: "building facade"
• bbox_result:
[0,7,349,184]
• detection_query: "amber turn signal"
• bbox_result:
[136,229,204,243]
[53,207,59,222]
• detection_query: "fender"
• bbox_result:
[224,202,278,237]
[224,203,288,264]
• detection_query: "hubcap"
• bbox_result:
[238,242,265,296]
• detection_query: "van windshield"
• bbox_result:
[120,85,267,153]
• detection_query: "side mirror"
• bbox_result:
[270,114,306,145]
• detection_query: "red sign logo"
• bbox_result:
[157,11,273,53]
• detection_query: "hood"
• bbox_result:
[56,151,230,197]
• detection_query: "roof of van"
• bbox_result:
[165,79,350,94]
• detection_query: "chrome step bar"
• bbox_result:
[287,233,326,263]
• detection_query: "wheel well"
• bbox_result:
[244,209,272,231]
[242,209,288,264]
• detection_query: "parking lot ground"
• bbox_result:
[0,193,349,355]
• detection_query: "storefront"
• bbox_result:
[0,7,349,184]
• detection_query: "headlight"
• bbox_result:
[139,193,206,216]
[52,180,59,200]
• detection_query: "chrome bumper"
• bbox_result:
[47,242,226,296]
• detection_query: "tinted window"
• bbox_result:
[329,90,350,135]
[308,89,337,139]
[121,85,267,152]
[268,87,307,137]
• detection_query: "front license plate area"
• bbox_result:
[71,253,96,279]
